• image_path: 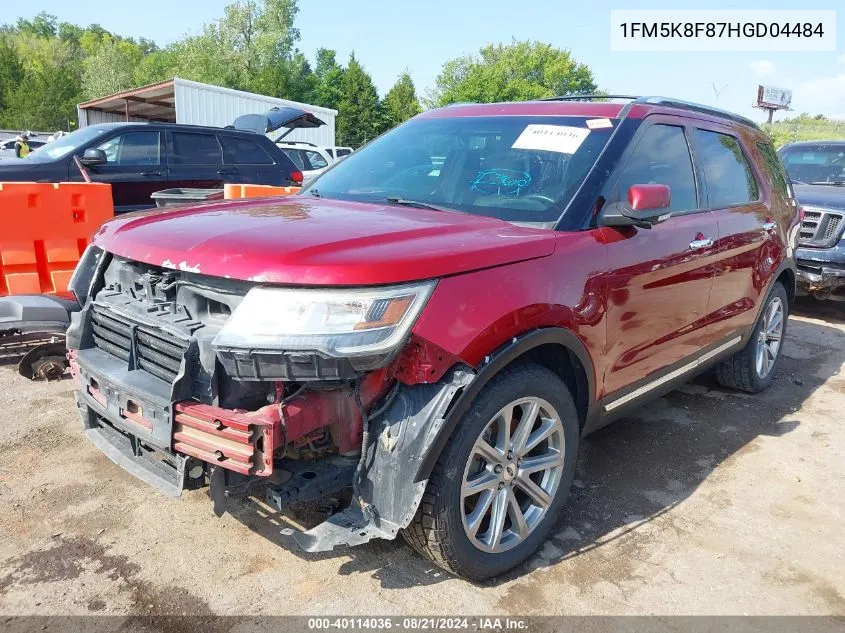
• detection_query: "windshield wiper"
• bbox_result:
[810,181,845,186]
[385,197,460,213]
[308,188,322,198]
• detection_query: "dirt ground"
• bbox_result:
[0,297,843,617]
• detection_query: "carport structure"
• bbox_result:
[78,79,177,124]
[76,77,338,146]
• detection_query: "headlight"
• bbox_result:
[212,281,436,358]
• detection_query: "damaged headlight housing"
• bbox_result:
[212,280,436,360]
[67,245,103,305]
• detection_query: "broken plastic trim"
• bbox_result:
[292,366,473,552]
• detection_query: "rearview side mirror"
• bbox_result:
[600,184,672,229]
[80,149,107,167]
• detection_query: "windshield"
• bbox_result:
[29,126,113,161]
[779,144,845,184]
[304,115,615,225]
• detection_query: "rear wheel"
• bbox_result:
[716,282,788,393]
[403,364,579,580]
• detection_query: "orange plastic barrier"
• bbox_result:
[0,182,113,296]
[223,184,301,199]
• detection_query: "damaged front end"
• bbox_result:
[67,251,471,551]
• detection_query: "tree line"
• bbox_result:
[0,1,600,146]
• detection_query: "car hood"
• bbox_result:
[793,184,845,210]
[0,157,39,169]
[92,197,557,285]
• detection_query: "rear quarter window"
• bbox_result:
[756,141,791,199]
[694,130,759,207]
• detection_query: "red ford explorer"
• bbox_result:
[66,96,799,579]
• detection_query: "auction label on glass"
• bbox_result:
[611,10,836,51]
[511,125,590,154]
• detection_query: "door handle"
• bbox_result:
[689,237,714,250]
[762,221,777,232]
[140,171,162,177]
[217,170,237,176]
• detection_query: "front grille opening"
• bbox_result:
[799,209,845,247]
[90,304,189,384]
[824,216,842,240]
[207,300,231,319]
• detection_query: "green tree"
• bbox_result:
[0,33,81,130]
[173,0,302,93]
[312,47,344,110]
[336,53,382,147]
[81,35,144,99]
[383,71,421,127]
[0,36,24,113]
[134,48,178,86]
[15,12,57,38]
[427,40,597,107]
[57,22,84,45]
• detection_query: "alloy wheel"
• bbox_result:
[460,397,565,553]
[755,296,784,379]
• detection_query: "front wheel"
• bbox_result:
[716,282,789,393]
[402,363,579,580]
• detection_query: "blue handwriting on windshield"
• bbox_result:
[470,169,531,196]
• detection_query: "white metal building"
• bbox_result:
[77,78,337,146]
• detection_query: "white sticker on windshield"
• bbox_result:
[511,124,590,154]
[586,118,613,129]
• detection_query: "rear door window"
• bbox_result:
[615,124,698,213]
[169,132,223,165]
[220,136,275,165]
[281,149,306,170]
[305,150,328,169]
[694,130,759,206]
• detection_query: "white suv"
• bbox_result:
[325,146,353,160]
[276,142,334,185]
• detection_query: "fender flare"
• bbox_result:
[413,327,596,482]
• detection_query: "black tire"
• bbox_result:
[716,281,789,393]
[402,363,579,580]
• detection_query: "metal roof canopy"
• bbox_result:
[78,79,177,122]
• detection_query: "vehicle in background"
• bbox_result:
[779,140,845,300]
[0,138,46,158]
[325,146,353,160]
[66,96,797,580]
[276,141,333,185]
[0,121,301,213]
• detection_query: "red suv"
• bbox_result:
[66,96,799,580]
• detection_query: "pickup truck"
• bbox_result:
[779,140,845,301]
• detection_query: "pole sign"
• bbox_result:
[757,85,792,110]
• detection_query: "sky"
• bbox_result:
[4,0,844,122]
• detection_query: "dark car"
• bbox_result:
[0,120,302,213]
[64,96,797,580]
[0,138,47,157]
[779,140,845,299]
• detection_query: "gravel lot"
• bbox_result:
[0,298,843,617]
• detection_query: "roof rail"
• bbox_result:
[541,94,760,130]
[633,96,760,129]
[541,94,639,102]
